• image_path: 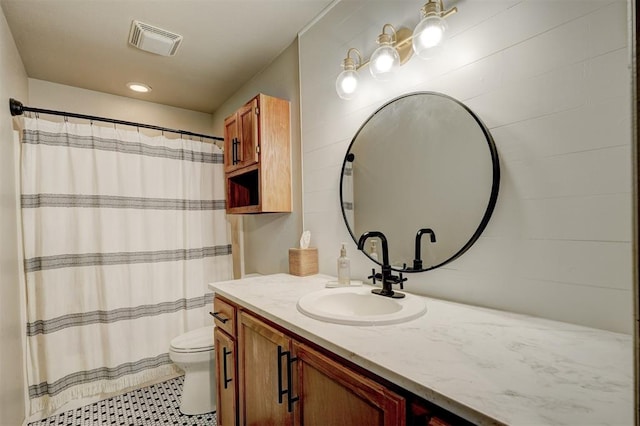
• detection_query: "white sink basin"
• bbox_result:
[296,286,427,326]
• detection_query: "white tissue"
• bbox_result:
[300,230,311,249]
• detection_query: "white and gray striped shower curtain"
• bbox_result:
[19,117,232,415]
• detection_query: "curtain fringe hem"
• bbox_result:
[28,364,182,417]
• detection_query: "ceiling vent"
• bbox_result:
[128,20,182,56]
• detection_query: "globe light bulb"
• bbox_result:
[369,44,400,81]
[412,15,447,59]
[336,69,359,100]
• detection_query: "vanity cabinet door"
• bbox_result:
[214,327,237,426]
[292,342,405,426]
[238,311,294,426]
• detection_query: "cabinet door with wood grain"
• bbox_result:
[223,97,258,174]
[223,112,240,174]
[237,98,259,170]
[293,342,406,426]
[214,327,237,426]
[238,312,294,426]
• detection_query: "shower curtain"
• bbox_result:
[19,117,232,415]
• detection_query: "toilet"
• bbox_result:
[169,326,217,415]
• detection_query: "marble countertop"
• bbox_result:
[209,273,633,425]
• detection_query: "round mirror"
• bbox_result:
[340,92,500,272]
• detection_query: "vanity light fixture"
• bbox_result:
[127,82,152,93]
[335,0,457,99]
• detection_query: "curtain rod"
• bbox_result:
[9,98,223,141]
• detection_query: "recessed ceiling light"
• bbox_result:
[127,82,152,93]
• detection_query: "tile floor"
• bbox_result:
[28,376,216,426]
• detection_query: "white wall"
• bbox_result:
[299,0,632,333]
[28,79,214,136]
[212,40,303,276]
[0,6,28,425]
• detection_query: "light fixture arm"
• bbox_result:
[378,24,398,45]
[342,47,364,71]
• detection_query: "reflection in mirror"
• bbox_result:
[340,92,500,272]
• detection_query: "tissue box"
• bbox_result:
[289,248,318,276]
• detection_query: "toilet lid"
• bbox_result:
[170,326,214,352]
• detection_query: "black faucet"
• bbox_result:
[412,228,436,271]
[357,231,405,299]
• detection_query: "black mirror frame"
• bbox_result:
[339,91,501,273]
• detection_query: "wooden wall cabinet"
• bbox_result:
[223,93,291,214]
[214,295,469,426]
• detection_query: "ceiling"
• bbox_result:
[1,0,334,114]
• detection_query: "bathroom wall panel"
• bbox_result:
[481,188,630,242]
[403,267,632,333]
[303,164,342,194]
[304,189,337,215]
[491,194,631,242]
[304,139,352,172]
[585,1,628,56]
[302,108,372,154]
[500,20,589,83]
[444,1,609,65]
[455,238,632,291]
[586,49,632,102]
[299,0,632,332]
[504,146,630,199]
[491,98,630,162]
[423,54,504,102]
[464,64,590,129]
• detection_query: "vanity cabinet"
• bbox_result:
[223,93,291,214]
[214,295,467,426]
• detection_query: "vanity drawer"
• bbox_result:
[212,297,236,336]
